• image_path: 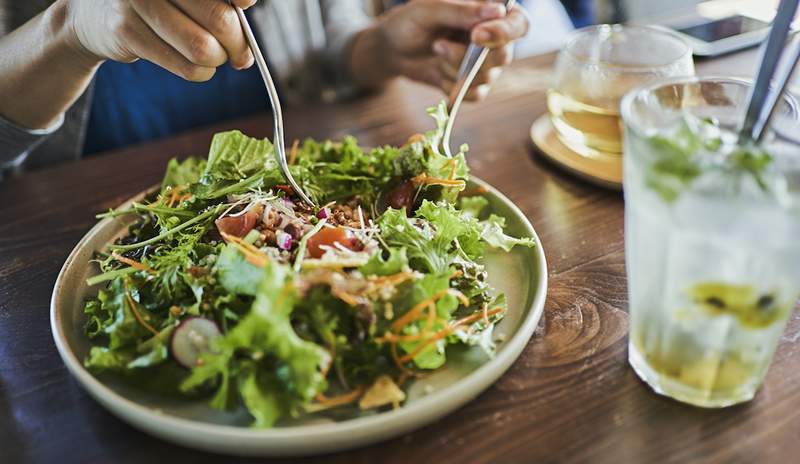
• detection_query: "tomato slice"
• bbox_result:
[306,227,359,258]
[273,184,295,196]
[215,210,260,238]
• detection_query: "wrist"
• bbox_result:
[46,0,104,71]
[347,23,396,89]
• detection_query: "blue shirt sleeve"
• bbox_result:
[84,59,270,156]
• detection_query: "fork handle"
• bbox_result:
[229,3,316,207]
[442,0,516,156]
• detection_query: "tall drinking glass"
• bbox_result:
[621,77,800,407]
[549,25,694,157]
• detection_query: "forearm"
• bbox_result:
[0,0,102,130]
[345,24,395,91]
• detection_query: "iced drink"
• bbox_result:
[621,77,800,407]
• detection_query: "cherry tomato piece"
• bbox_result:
[306,227,359,259]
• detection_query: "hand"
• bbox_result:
[64,0,258,82]
[374,0,529,100]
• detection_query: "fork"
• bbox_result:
[441,0,517,158]
[230,4,316,207]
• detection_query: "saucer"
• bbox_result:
[530,115,622,190]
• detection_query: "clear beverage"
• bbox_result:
[549,25,694,157]
[547,90,622,154]
[621,77,800,407]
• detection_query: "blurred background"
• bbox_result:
[374,0,784,57]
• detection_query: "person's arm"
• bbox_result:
[346,0,530,101]
[0,2,100,131]
[0,0,258,135]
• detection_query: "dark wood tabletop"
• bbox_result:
[3,48,800,464]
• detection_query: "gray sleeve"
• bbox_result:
[320,0,373,99]
[0,113,63,172]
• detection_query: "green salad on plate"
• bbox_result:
[82,104,534,427]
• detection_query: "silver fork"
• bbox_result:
[441,0,517,157]
[230,5,316,207]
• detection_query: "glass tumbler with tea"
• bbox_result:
[548,24,695,157]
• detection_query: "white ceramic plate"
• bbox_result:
[51,177,547,457]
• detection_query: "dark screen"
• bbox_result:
[678,15,770,43]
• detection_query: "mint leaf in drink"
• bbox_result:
[730,144,773,190]
[643,114,774,202]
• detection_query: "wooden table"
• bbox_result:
[3,48,800,464]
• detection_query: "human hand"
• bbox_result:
[64,0,257,82]
[377,0,529,100]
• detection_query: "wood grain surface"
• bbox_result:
[3,49,800,464]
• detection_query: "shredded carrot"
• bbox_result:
[149,194,165,208]
[123,280,158,335]
[368,271,413,286]
[220,231,268,267]
[362,272,414,300]
[390,341,418,377]
[455,307,503,328]
[397,307,503,364]
[176,192,192,204]
[111,252,155,274]
[314,386,366,407]
[334,290,362,307]
[377,330,438,344]
[159,185,192,208]
[147,190,188,209]
[389,292,440,332]
[411,173,466,189]
[166,186,181,208]
[424,301,437,333]
[398,331,450,363]
[390,288,467,332]
[482,303,489,326]
[288,139,299,165]
[406,133,426,145]
[379,289,473,372]
[444,159,458,180]
[458,186,489,197]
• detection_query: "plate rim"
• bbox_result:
[50,176,547,456]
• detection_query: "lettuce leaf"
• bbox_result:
[359,247,409,276]
[458,196,489,219]
[161,157,206,194]
[214,243,265,296]
[479,214,536,252]
[102,280,154,350]
[396,273,458,369]
[416,200,482,260]
[237,362,286,428]
[181,262,328,426]
[202,130,275,183]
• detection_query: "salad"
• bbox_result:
[83,104,534,427]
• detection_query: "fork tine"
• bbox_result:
[443,45,491,158]
[231,6,316,207]
[440,0,516,158]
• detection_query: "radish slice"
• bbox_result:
[171,317,222,368]
[316,207,330,219]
